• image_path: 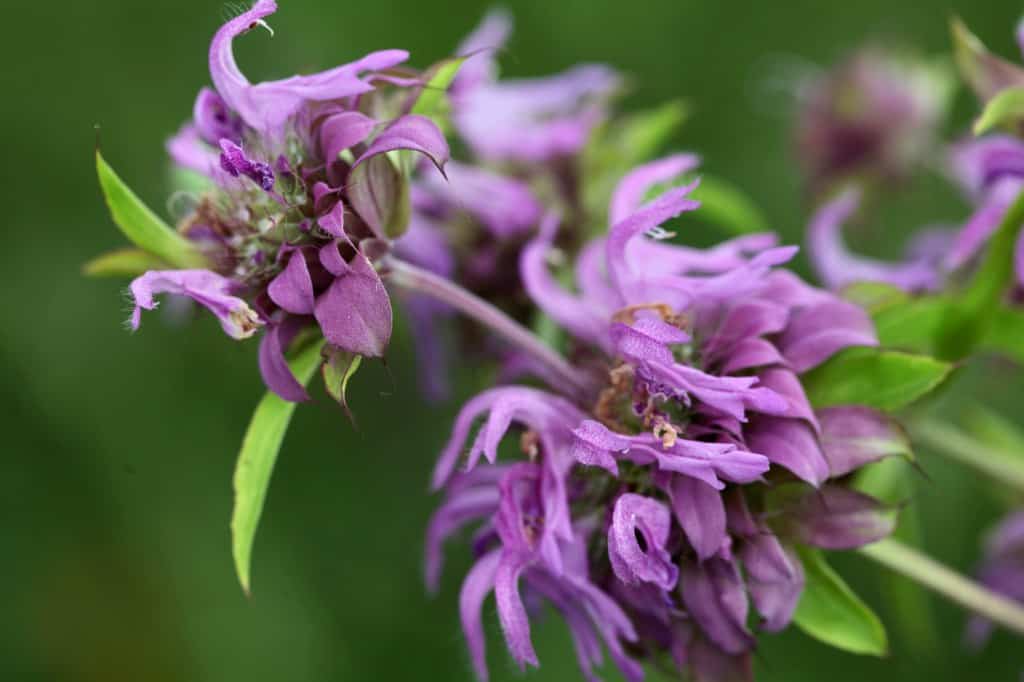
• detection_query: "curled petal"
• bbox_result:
[258,316,312,402]
[459,550,501,681]
[319,111,376,163]
[610,153,701,225]
[354,114,450,173]
[495,551,539,670]
[129,269,261,340]
[608,493,678,590]
[777,298,877,373]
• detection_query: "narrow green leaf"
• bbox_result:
[689,175,768,235]
[793,546,889,656]
[83,248,172,278]
[980,305,1024,364]
[322,346,362,415]
[96,151,207,268]
[802,347,952,412]
[410,56,466,119]
[974,86,1024,135]
[232,339,325,595]
[937,186,1024,360]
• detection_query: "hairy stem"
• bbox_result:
[382,257,594,399]
[914,419,1024,495]
[859,538,1024,637]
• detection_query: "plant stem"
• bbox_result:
[913,419,1024,495]
[382,257,594,399]
[859,538,1024,637]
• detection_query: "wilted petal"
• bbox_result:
[313,253,392,357]
[608,493,678,590]
[667,475,727,561]
[818,406,910,478]
[129,269,261,340]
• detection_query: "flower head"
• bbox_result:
[428,156,897,680]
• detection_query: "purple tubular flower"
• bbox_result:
[429,154,894,680]
[129,270,262,340]
[209,0,408,135]
[967,510,1024,648]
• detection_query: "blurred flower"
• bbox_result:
[966,509,1024,648]
[428,156,896,681]
[794,48,950,194]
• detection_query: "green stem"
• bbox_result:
[859,538,1024,637]
[913,419,1024,495]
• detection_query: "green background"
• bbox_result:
[4,0,1022,679]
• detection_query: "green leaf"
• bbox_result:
[410,56,466,120]
[82,248,172,278]
[347,153,412,239]
[689,175,768,235]
[802,347,952,412]
[974,86,1024,135]
[232,339,325,595]
[980,305,1024,364]
[96,151,207,268]
[872,296,949,353]
[321,346,362,416]
[937,188,1024,359]
[841,282,909,315]
[793,546,889,656]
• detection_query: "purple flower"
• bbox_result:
[966,509,1024,648]
[129,269,262,339]
[451,12,619,163]
[428,155,896,681]
[794,48,950,194]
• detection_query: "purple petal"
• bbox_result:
[313,254,392,357]
[777,298,877,373]
[268,250,315,315]
[166,125,219,176]
[354,114,450,173]
[319,111,377,163]
[218,139,275,191]
[608,493,679,590]
[743,534,803,633]
[610,153,701,225]
[459,550,501,681]
[193,87,242,145]
[257,316,313,402]
[807,188,942,292]
[679,557,754,655]
[745,416,829,486]
[495,551,539,670]
[667,475,727,561]
[425,486,500,593]
[784,485,896,549]
[818,406,910,478]
[317,200,346,238]
[453,9,512,94]
[129,269,262,339]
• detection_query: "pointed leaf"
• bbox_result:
[951,17,1024,102]
[974,86,1024,135]
[689,175,768,235]
[801,347,952,412]
[410,56,466,119]
[322,346,362,414]
[96,151,207,268]
[83,248,172,278]
[232,338,325,595]
[871,296,949,354]
[793,546,888,656]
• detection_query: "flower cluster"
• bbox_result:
[427,157,898,680]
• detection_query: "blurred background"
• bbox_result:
[4,0,1023,679]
